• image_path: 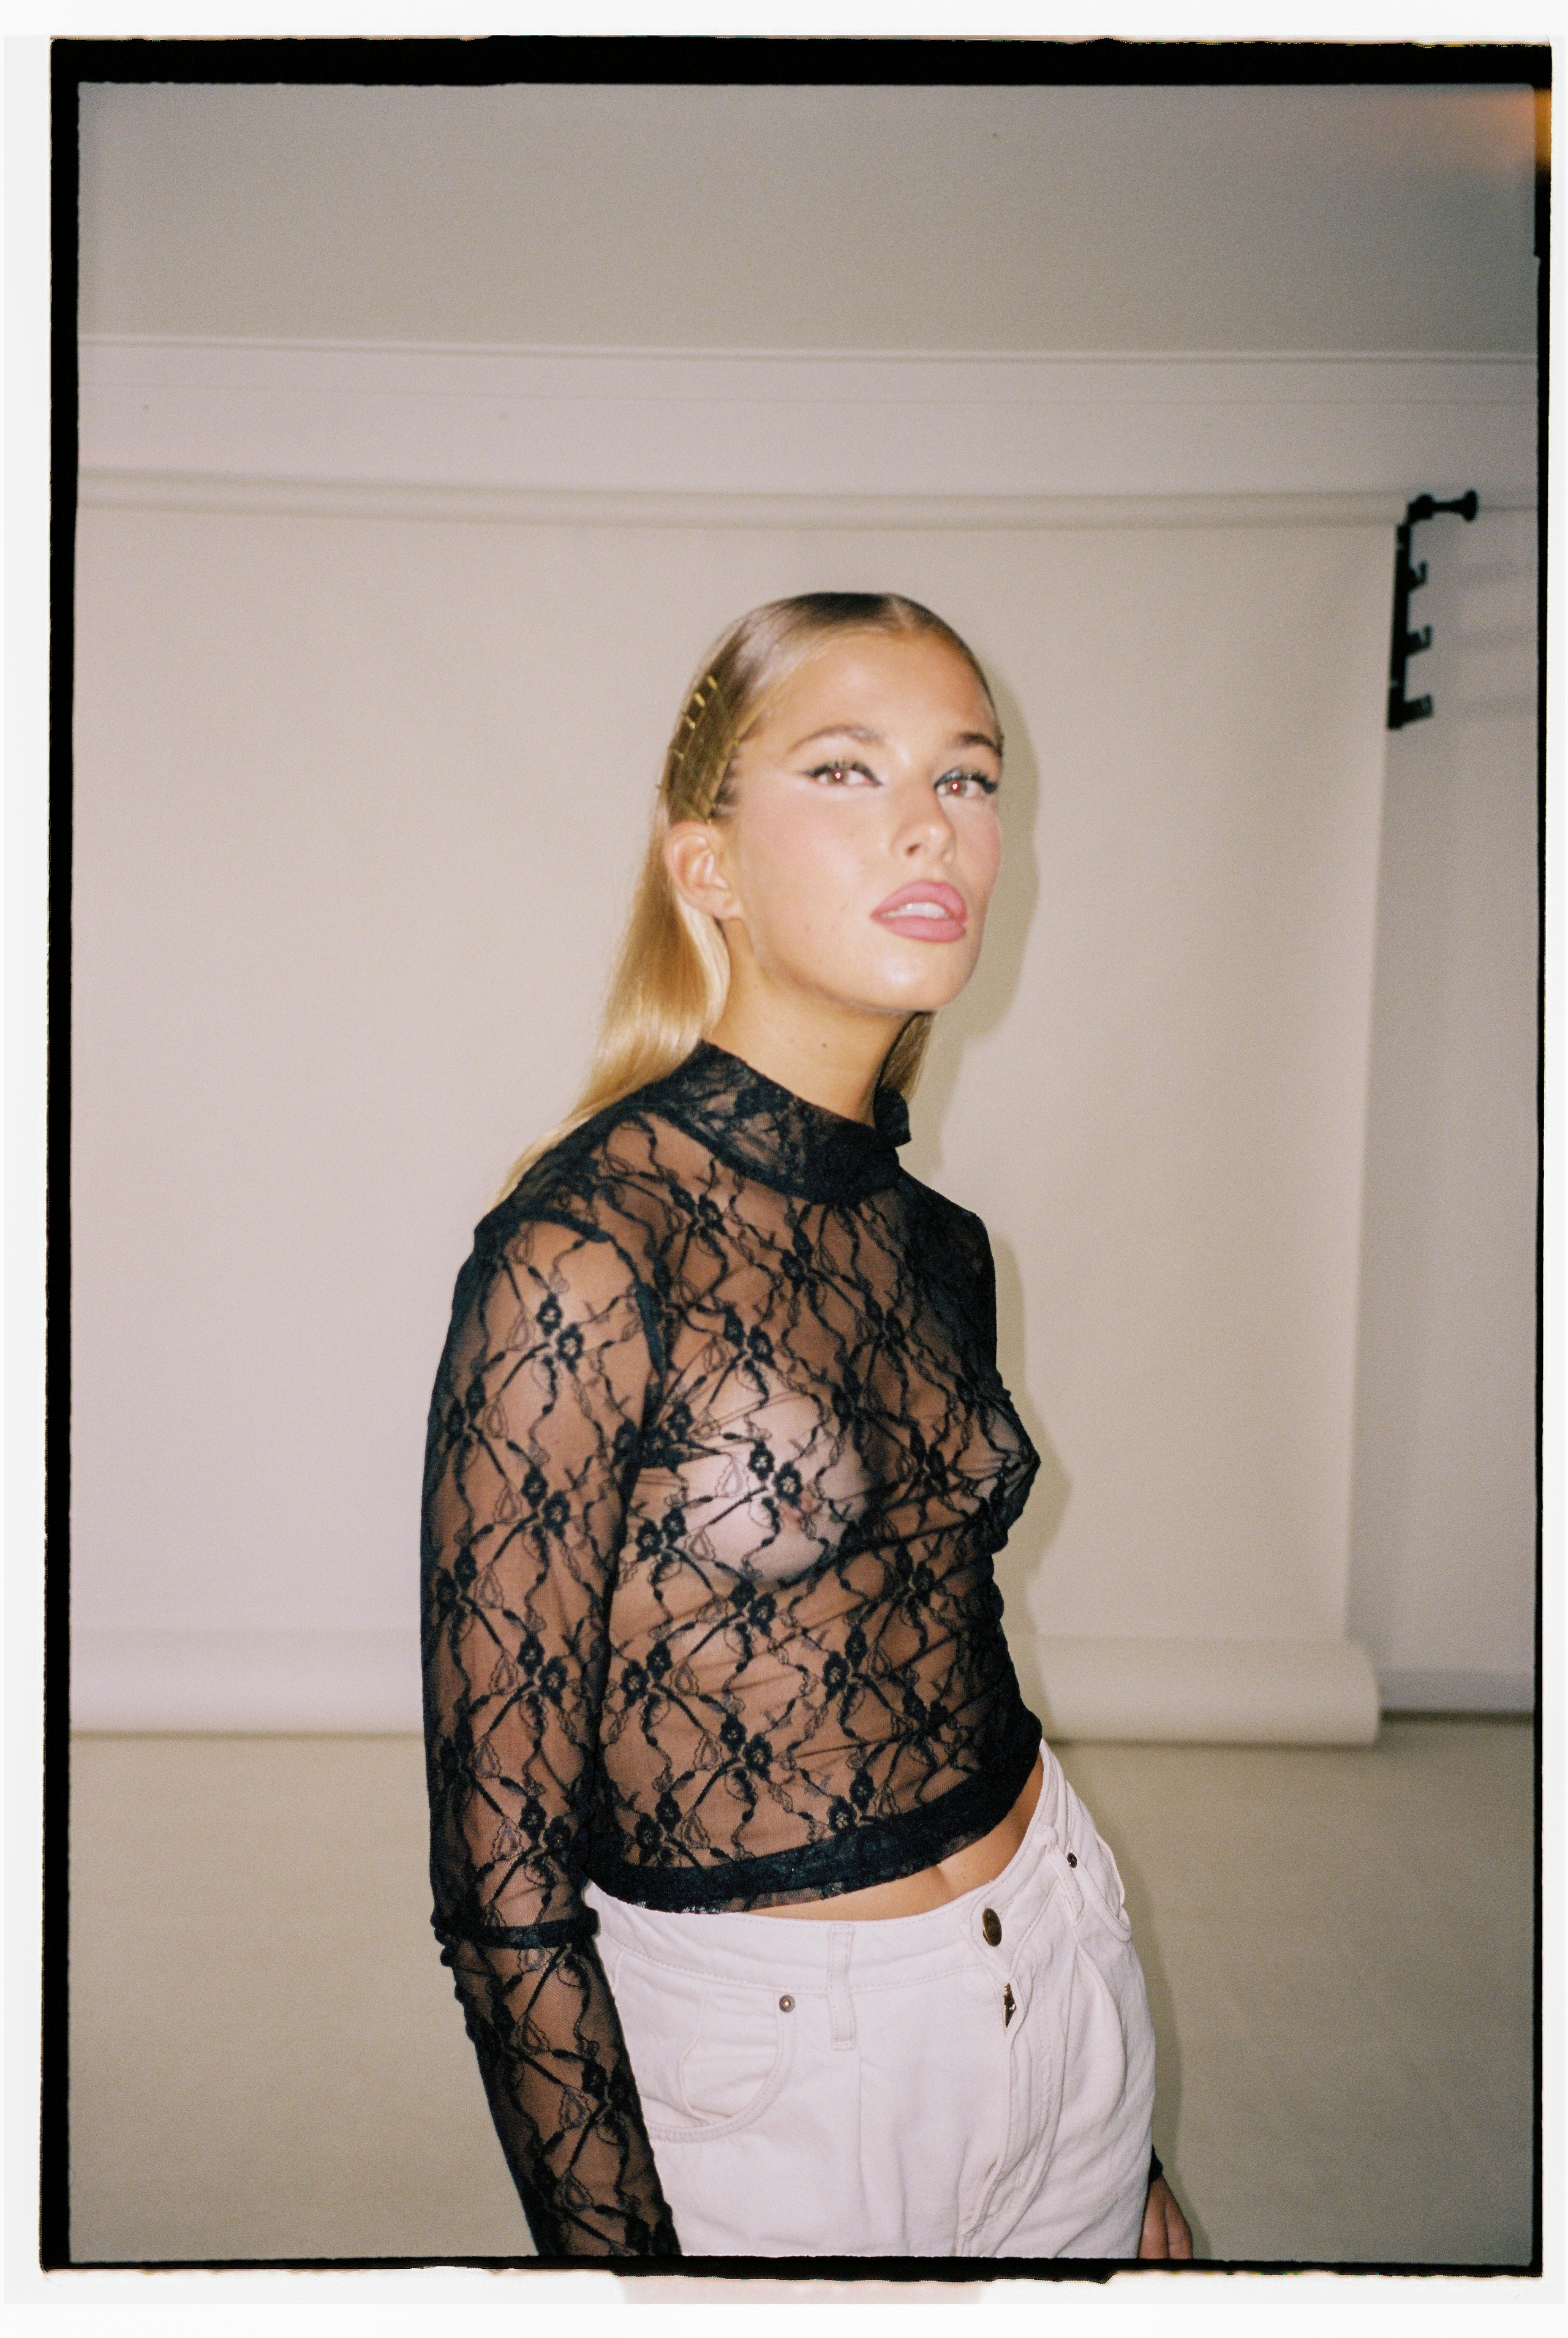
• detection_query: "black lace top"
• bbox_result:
[421,1043,1042,2255]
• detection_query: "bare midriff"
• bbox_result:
[757,1754,1045,1920]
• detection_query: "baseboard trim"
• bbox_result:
[76,1625,1389,1743]
[75,1632,1529,1735]
[72,1630,422,1735]
[1019,1634,1382,1745]
[1377,1669,1536,1716]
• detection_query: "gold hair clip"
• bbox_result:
[666,673,733,812]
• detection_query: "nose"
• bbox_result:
[892,786,958,861]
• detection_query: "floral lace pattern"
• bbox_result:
[422,1044,1042,2254]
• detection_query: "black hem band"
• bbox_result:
[592,1703,1043,1915]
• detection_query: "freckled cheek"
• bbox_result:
[765,881,875,971]
[739,819,871,940]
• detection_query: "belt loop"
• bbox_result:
[827,1924,857,2050]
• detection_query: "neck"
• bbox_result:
[707,990,904,1126]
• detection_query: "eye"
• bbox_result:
[806,760,877,787]
[935,769,1000,799]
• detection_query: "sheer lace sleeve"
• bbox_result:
[421,1207,680,2258]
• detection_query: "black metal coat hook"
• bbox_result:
[1387,490,1479,730]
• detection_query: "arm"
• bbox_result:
[1139,2151,1193,2260]
[422,1210,679,2257]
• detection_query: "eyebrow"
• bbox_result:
[788,723,1005,756]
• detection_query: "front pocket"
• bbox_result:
[610,1947,796,2144]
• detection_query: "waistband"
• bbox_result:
[587,1742,1083,1987]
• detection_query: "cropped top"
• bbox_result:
[421,1043,1043,2255]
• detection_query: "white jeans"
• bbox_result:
[587,1745,1156,2258]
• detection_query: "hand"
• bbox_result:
[1137,2174,1193,2260]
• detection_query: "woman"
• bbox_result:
[421,592,1192,2263]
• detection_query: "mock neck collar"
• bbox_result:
[644,1043,910,1203]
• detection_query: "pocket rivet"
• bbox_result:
[778,1994,794,2012]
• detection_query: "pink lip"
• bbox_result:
[871,880,969,941]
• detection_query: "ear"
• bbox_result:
[665,820,742,921]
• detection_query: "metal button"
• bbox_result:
[1066,1852,1077,1868]
[778,1994,794,2012]
[981,1907,1002,1946]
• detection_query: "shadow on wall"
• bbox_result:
[899,659,1074,1680]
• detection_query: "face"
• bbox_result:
[673,629,1005,1035]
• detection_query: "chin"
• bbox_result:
[883,962,982,1015]
[865,982,971,1022]
[795,945,982,1022]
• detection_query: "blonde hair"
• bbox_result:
[495,592,997,1199]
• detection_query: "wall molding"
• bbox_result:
[77,473,1422,532]
[78,337,1537,507]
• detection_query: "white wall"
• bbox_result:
[77,81,1539,355]
[70,80,1540,1725]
